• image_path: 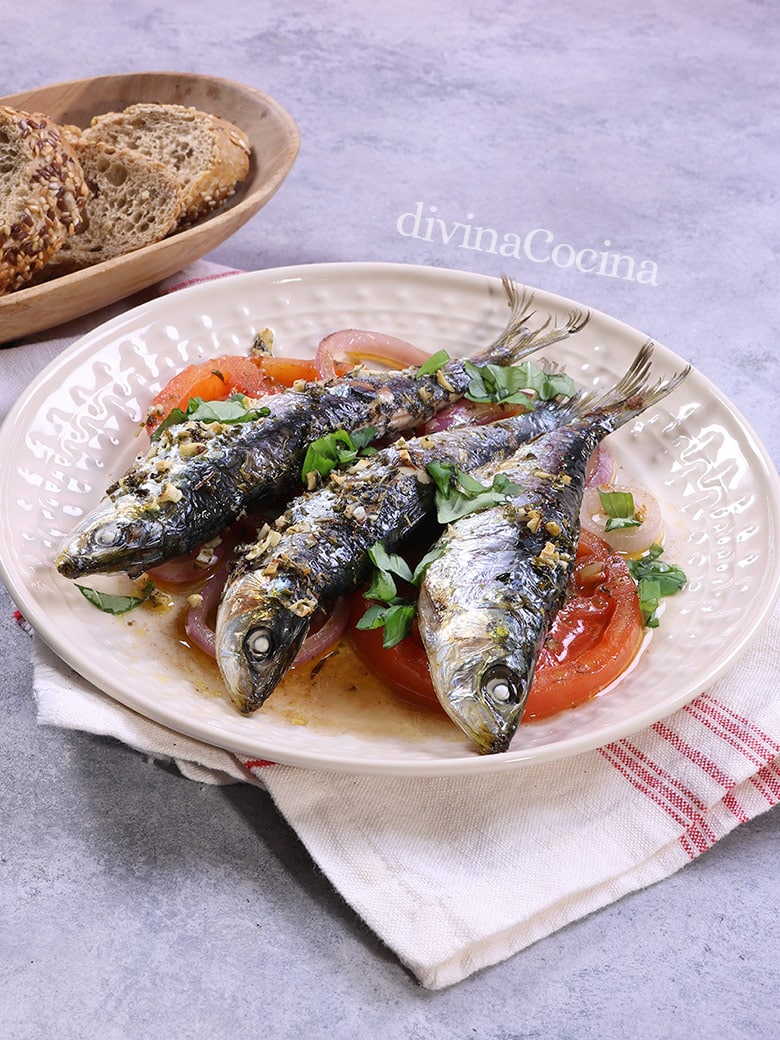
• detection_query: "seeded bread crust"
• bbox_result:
[81,103,251,227]
[0,106,89,294]
[46,139,185,272]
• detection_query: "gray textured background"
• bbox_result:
[1,2,777,1037]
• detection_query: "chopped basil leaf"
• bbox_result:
[367,542,413,584]
[380,603,417,648]
[153,393,271,439]
[598,489,635,518]
[355,602,390,630]
[464,360,575,406]
[628,544,687,626]
[605,516,642,532]
[417,349,451,376]
[426,461,524,523]
[301,426,377,482]
[355,601,417,648]
[598,488,642,532]
[356,541,444,647]
[76,580,155,615]
[410,545,445,584]
[636,577,663,628]
[364,567,399,603]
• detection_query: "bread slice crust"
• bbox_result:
[82,103,251,226]
[0,106,88,293]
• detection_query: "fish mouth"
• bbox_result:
[216,606,310,714]
[445,661,531,755]
[54,501,167,579]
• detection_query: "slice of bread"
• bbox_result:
[81,103,251,226]
[0,106,88,293]
[46,139,184,272]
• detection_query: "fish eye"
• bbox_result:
[481,664,521,706]
[244,626,275,663]
[92,522,125,548]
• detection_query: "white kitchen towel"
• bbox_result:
[31,598,780,990]
[13,259,780,989]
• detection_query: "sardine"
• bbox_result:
[416,342,690,755]
[215,388,596,714]
[55,277,589,579]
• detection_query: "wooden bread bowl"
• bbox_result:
[0,71,300,344]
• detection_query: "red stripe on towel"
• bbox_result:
[749,760,780,805]
[683,694,779,769]
[163,269,243,295]
[651,720,749,822]
[599,740,717,859]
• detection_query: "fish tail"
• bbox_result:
[572,339,690,432]
[471,275,591,367]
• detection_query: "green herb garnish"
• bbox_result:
[464,360,575,406]
[598,488,642,532]
[76,580,156,615]
[426,461,524,523]
[355,541,444,647]
[301,426,377,483]
[628,544,687,627]
[153,394,271,438]
[356,601,417,648]
[417,349,451,376]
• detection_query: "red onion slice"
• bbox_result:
[316,329,431,380]
[293,597,351,665]
[148,544,225,586]
[184,559,231,658]
[420,399,528,434]
[580,484,663,555]
[584,443,616,488]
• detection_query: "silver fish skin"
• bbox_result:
[215,394,589,714]
[416,342,690,755]
[55,277,589,579]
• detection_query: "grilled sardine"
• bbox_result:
[55,278,588,579]
[215,390,599,714]
[416,342,690,754]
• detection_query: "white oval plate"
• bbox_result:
[1,263,778,776]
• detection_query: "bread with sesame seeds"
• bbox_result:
[0,106,88,294]
[80,103,251,227]
[45,138,185,272]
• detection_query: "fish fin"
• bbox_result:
[472,275,591,368]
[569,340,691,428]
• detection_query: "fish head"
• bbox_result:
[422,600,534,755]
[54,499,167,578]
[215,571,310,714]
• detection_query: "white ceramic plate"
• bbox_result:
[1,263,778,776]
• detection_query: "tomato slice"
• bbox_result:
[253,355,321,386]
[143,353,358,432]
[347,530,644,720]
[524,530,645,719]
[143,356,283,432]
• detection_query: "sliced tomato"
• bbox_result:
[252,355,321,386]
[144,353,359,432]
[524,530,645,719]
[347,609,437,710]
[347,530,644,720]
[144,355,283,432]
